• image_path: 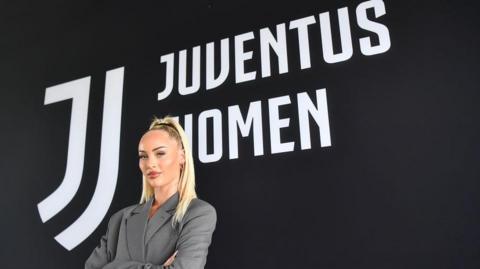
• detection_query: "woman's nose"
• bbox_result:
[147,157,157,168]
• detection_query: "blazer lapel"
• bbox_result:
[125,198,152,260]
[145,192,179,244]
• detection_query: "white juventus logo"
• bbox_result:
[37,67,124,250]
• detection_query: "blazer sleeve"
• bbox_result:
[85,209,125,269]
[167,201,217,269]
[101,201,217,269]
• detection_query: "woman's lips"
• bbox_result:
[147,172,161,178]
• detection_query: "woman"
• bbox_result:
[85,116,217,269]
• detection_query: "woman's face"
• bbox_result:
[138,129,185,190]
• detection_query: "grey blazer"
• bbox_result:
[85,192,217,269]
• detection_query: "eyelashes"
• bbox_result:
[138,152,166,159]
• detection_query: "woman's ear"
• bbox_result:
[179,148,185,165]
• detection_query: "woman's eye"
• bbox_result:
[139,155,147,160]
[156,152,165,156]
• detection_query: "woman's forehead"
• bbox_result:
[138,129,178,150]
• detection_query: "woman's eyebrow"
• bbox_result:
[138,146,167,153]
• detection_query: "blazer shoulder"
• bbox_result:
[188,198,216,214]
[107,204,139,225]
[182,198,217,224]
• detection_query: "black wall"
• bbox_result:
[1,0,479,268]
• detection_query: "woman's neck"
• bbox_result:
[153,181,178,208]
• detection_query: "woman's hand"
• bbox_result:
[163,250,178,266]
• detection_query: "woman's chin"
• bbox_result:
[148,178,164,188]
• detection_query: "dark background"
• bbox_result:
[1,0,479,268]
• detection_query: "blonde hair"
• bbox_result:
[139,115,197,224]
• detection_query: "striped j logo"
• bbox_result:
[37,67,124,250]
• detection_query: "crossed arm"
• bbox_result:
[85,204,217,269]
